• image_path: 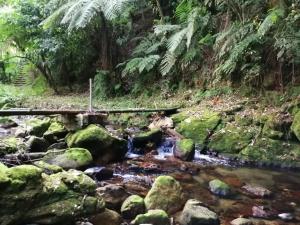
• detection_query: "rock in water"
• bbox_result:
[97,184,129,210]
[209,179,231,197]
[149,117,174,129]
[174,138,195,161]
[278,213,294,221]
[180,199,220,225]
[252,206,277,219]
[121,195,145,219]
[241,184,272,198]
[66,124,127,164]
[90,209,122,225]
[131,209,170,225]
[131,128,163,148]
[0,165,105,224]
[27,136,49,152]
[84,167,113,181]
[230,218,253,225]
[43,148,93,170]
[144,175,184,214]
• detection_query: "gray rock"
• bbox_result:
[121,195,145,220]
[252,206,277,219]
[180,199,220,225]
[278,213,294,221]
[90,209,122,225]
[15,128,26,138]
[230,218,253,225]
[241,184,272,198]
[47,142,67,150]
[84,167,113,181]
[97,184,129,210]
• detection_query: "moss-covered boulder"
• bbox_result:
[291,111,300,141]
[66,124,127,164]
[144,175,184,214]
[132,128,163,148]
[176,111,221,146]
[43,148,93,170]
[208,123,258,154]
[44,121,68,142]
[121,195,145,220]
[90,209,122,225]
[174,139,195,161]
[131,209,170,225]
[171,112,189,124]
[0,165,104,225]
[0,137,26,156]
[33,161,63,173]
[209,179,231,197]
[26,118,51,137]
[262,113,292,140]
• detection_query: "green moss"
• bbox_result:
[291,111,300,141]
[34,161,63,173]
[176,110,221,145]
[0,137,25,155]
[108,113,149,128]
[44,121,67,141]
[0,163,9,186]
[209,179,231,196]
[171,112,189,124]
[121,195,145,219]
[144,176,184,214]
[234,115,253,126]
[208,123,259,154]
[131,209,170,225]
[26,118,51,137]
[177,139,194,154]
[65,148,93,166]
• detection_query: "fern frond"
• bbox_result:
[167,28,187,53]
[154,24,181,36]
[257,8,284,37]
[160,52,177,76]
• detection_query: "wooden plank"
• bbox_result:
[0,107,179,116]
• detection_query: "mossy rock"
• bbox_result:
[262,113,292,140]
[0,137,26,155]
[108,113,149,128]
[176,110,221,146]
[144,175,184,214]
[291,111,300,142]
[132,128,163,148]
[234,114,253,126]
[208,123,259,154]
[43,148,93,170]
[174,139,195,161]
[90,209,122,225]
[121,195,145,219]
[26,118,51,137]
[171,112,189,124]
[209,179,231,197]
[27,136,49,152]
[239,138,300,163]
[33,161,63,173]
[44,121,68,142]
[131,209,170,225]
[66,124,127,164]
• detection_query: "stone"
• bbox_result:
[97,184,129,210]
[43,148,93,170]
[230,218,253,225]
[171,112,189,124]
[252,206,277,219]
[180,199,220,225]
[25,118,51,137]
[47,142,67,150]
[15,128,26,138]
[0,117,17,129]
[174,138,195,161]
[144,175,184,214]
[90,209,122,225]
[208,123,258,154]
[149,117,174,129]
[27,136,49,152]
[131,209,170,225]
[33,161,63,173]
[132,128,163,148]
[0,165,104,224]
[44,121,68,142]
[84,167,113,181]
[209,179,231,197]
[241,184,272,198]
[177,111,221,145]
[278,213,294,221]
[0,137,26,155]
[66,124,127,164]
[121,195,145,220]
[291,111,300,141]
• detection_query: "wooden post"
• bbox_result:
[89,78,93,112]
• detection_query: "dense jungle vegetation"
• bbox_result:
[0,0,299,98]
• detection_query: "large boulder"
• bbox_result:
[66,124,127,164]
[208,123,258,154]
[44,121,68,142]
[0,165,105,225]
[174,139,195,161]
[25,118,51,137]
[27,136,49,152]
[176,111,221,146]
[121,195,145,219]
[42,148,93,170]
[131,128,163,148]
[144,175,184,214]
[131,209,170,225]
[180,199,220,225]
